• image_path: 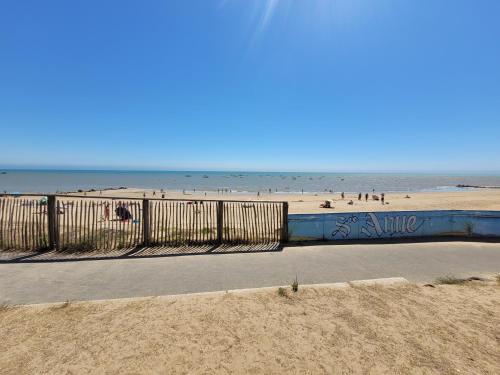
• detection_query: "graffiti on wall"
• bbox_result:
[288,210,500,241]
[331,212,425,239]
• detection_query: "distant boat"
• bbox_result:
[0,172,6,174]
[203,175,209,178]
[185,175,191,177]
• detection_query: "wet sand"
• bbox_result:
[72,188,500,214]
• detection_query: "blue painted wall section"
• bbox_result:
[288,210,500,241]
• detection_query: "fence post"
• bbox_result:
[47,195,58,249]
[281,201,289,243]
[142,199,150,246]
[216,201,224,244]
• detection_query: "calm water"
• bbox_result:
[1,170,500,194]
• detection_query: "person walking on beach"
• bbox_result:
[358,193,362,201]
[104,203,110,221]
[365,193,368,202]
[381,193,385,205]
[341,192,345,200]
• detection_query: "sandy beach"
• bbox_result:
[1,282,499,374]
[72,188,500,214]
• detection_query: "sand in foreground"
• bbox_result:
[75,188,500,214]
[1,283,499,374]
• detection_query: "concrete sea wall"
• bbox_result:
[288,210,500,241]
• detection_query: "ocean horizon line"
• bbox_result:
[2,168,500,176]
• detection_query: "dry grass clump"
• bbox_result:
[291,275,299,293]
[435,275,467,285]
[277,287,287,297]
[60,240,96,253]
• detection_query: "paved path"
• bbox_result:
[1,241,499,304]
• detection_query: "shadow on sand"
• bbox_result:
[0,242,283,263]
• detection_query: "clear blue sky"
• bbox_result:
[1,0,499,172]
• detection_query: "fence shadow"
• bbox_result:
[0,242,283,263]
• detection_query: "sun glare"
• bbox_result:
[221,0,370,38]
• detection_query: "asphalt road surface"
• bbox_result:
[1,241,499,304]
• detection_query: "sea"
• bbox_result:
[1,170,500,194]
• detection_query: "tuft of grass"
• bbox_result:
[201,227,213,235]
[495,274,500,284]
[0,303,12,312]
[277,287,287,297]
[60,241,96,253]
[36,234,49,251]
[291,275,299,293]
[435,275,467,285]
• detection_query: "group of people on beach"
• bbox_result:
[339,191,386,205]
[353,192,385,204]
[118,187,389,206]
[140,188,237,198]
[101,201,133,222]
[320,191,387,209]
[142,189,168,199]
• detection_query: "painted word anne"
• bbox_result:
[361,213,418,237]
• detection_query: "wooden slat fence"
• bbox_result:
[0,197,48,251]
[0,195,288,252]
[222,201,284,244]
[149,200,218,246]
[56,198,143,252]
